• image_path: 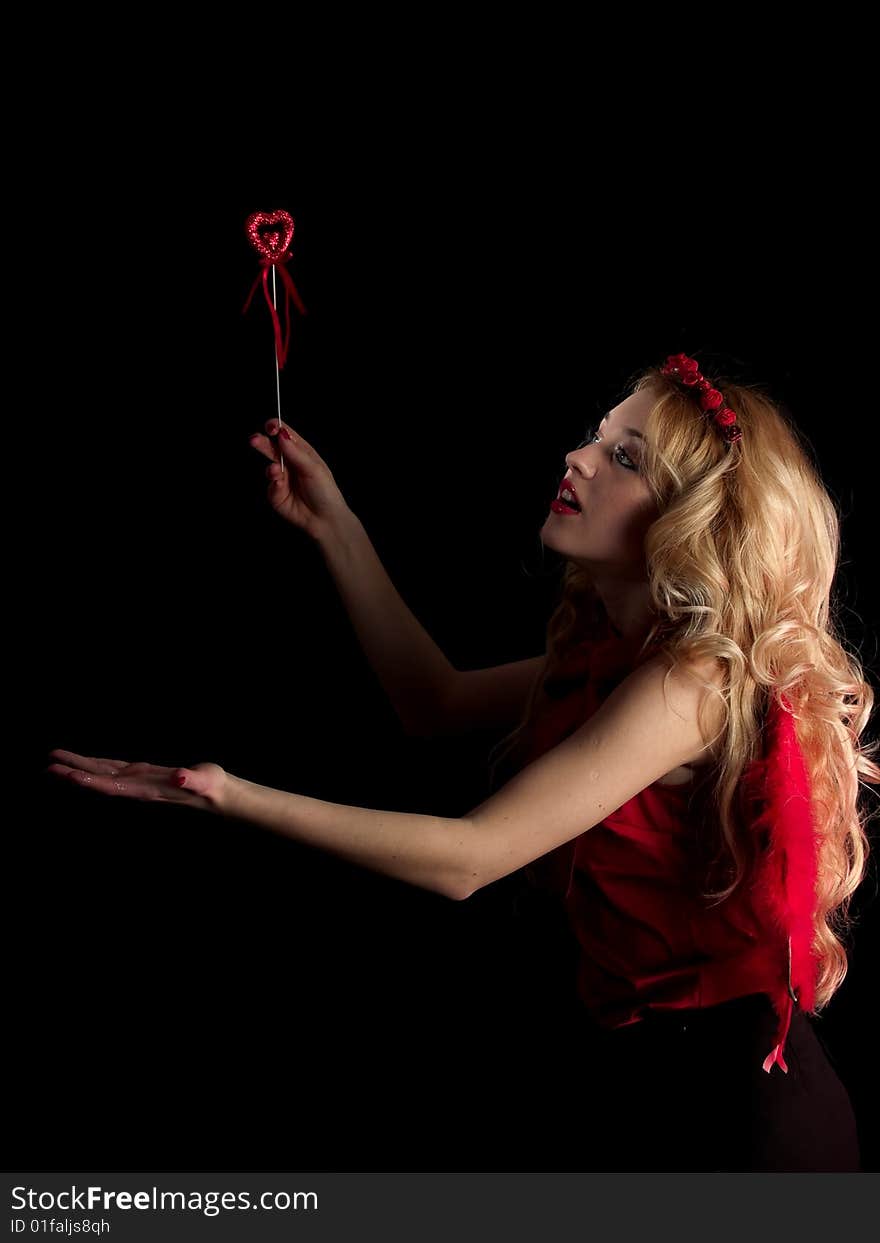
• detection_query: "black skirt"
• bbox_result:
[560,992,862,1172]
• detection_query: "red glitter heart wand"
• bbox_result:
[242,209,307,475]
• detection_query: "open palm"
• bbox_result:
[46,749,226,812]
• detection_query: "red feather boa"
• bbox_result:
[739,692,822,1072]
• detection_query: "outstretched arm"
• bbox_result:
[215,773,470,901]
[46,750,471,901]
[46,649,724,905]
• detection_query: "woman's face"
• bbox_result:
[540,388,658,576]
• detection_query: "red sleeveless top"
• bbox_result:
[514,614,801,1073]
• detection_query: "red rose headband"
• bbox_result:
[242,209,308,477]
[659,352,743,444]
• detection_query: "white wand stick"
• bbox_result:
[272,264,285,476]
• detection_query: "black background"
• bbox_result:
[13,132,879,1172]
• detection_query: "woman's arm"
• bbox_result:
[213,770,469,899]
[436,654,546,734]
[318,515,545,736]
[213,652,721,901]
[47,649,723,906]
[317,512,459,736]
[47,749,473,902]
[214,773,470,901]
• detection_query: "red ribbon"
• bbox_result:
[242,251,307,370]
[762,990,793,1073]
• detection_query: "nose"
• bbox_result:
[565,444,597,478]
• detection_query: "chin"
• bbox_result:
[540,515,580,547]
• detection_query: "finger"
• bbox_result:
[249,432,279,463]
[46,761,131,795]
[47,759,189,801]
[264,418,294,437]
[48,749,129,775]
[249,432,300,462]
[171,767,212,798]
[263,420,313,453]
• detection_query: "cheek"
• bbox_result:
[618,498,655,540]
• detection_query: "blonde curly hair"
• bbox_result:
[488,362,880,1013]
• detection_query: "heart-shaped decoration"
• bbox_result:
[245,209,295,261]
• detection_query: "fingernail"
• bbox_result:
[174,773,187,787]
[280,428,292,441]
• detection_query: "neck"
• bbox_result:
[592,580,655,644]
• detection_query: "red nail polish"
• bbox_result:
[280,427,292,440]
[174,773,186,787]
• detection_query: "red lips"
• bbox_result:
[557,476,581,508]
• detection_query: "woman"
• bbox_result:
[47,353,876,1172]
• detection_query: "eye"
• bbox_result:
[576,423,637,470]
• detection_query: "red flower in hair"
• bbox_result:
[661,353,701,385]
[660,352,743,444]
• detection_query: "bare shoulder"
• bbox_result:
[645,646,726,693]
[637,648,727,758]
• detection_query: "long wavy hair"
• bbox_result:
[487,361,880,1014]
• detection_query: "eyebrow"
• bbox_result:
[599,417,645,441]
